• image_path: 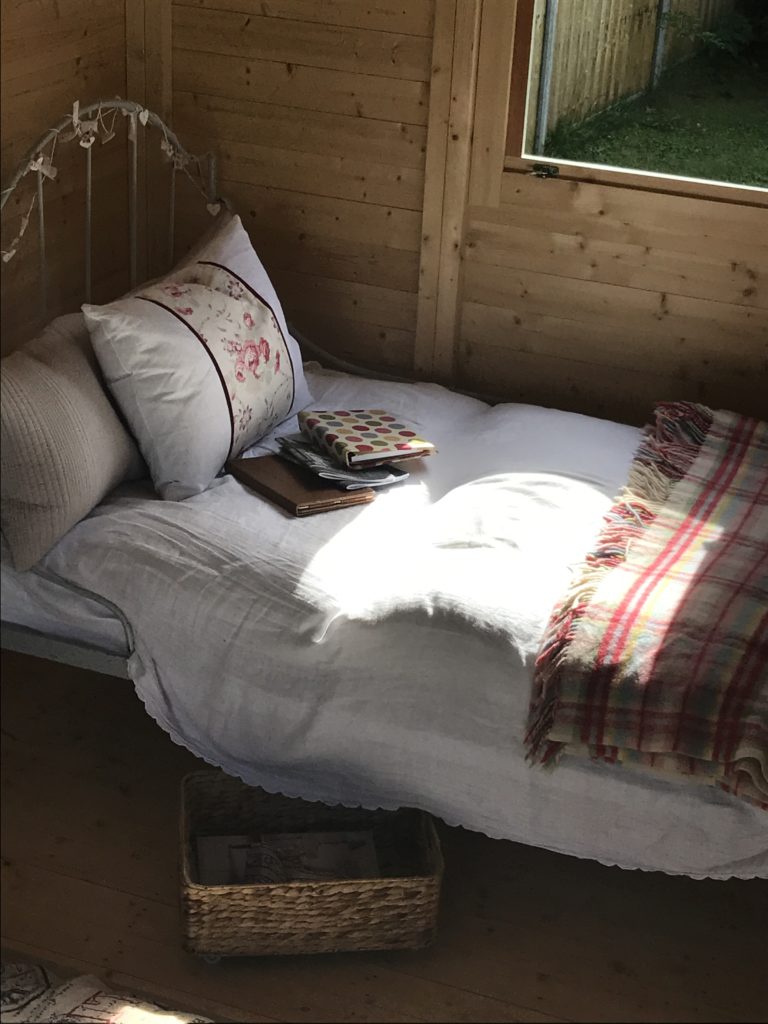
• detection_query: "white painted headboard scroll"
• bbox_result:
[0,97,414,386]
[1,99,220,322]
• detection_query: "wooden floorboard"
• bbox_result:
[1,650,766,1023]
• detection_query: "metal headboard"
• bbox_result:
[1,98,219,321]
[1,96,442,400]
[0,98,489,683]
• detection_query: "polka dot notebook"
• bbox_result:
[298,409,436,469]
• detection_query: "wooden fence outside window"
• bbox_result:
[525,0,735,152]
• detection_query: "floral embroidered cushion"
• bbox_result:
[83,215,311,500]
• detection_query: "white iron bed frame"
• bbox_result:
[0,98,423,680]
[4,101,767,887]
[1,621,130,679]
[2,100,184,678]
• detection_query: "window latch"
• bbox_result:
[530,163,560,179]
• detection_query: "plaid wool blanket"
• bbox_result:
[526,402,768,808]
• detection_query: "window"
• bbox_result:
[507,0,768,193]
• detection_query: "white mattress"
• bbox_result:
[5,365,767,879]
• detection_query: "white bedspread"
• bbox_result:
[41,366,768,879]
[1,534,129,654]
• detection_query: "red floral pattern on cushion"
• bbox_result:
[141,264,293,456]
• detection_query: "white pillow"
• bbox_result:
[82,215,312,500]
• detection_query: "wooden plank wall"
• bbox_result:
[2,0,765,423]
[463,0,768,424]
[169,0,435,377]
[0,0,131,353]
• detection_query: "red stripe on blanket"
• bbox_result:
[633,420,763,754]
[526,401,767,807]
[674,502,768,753]
[714,604,768,763]
[596,416,752,669]
[589,416,757,748]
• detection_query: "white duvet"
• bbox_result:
[41,365,768,879]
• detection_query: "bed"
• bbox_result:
[2,101,766,882]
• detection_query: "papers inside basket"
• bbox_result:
[196,830,380,885]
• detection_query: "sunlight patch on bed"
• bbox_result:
[297,470,615,652]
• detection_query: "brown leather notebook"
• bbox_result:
[227,455,375,517]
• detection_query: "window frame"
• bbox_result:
[503,0,768,207]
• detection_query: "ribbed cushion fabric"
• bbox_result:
[0,314,145,571]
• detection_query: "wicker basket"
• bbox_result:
[180,771,444,957]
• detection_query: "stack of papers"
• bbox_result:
[195,830,380,885]
[278,435,408,490]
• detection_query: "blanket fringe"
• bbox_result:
[525,401,714,764]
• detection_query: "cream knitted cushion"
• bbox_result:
[0,314,146,571]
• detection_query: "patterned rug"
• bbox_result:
[0,961,212,1023]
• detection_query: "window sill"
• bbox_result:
[503,155,768,207]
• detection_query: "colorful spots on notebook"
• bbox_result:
[298,408,435,467]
